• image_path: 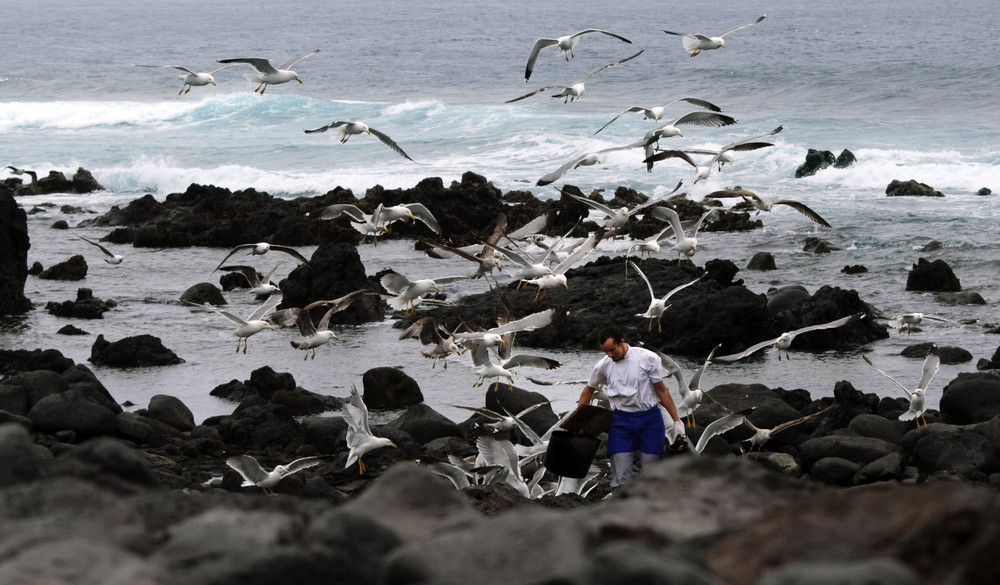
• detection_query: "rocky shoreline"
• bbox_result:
[4,174,1000,584]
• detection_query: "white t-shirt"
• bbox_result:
[588,345,663,412]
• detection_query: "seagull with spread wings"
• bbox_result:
[398,316,464,368]
[190,292,283,354]
[643,125,783,181]
[380,270,470,315]
[77,235,165,265]
[136,63,234,94]
[508,50,644,104]
[342,385,396,475]
[218,264,282,296]
[226,454,324,495]
[647,206,714,264]
[268,290,376,359]
[304,120,416,162]
[628,261,704,332]
[663,14,766,57]
[212,242,309,272]
[863,348,940,428]
[523,28,632,81]
[568,181,682,230]
[522,233,599,301]
[594,96,723,134]
[888,312,959,335]
[714,312,865,362]
[218,49,320,94]
[704,188,832,228]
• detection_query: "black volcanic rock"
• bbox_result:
[795,149,835,178]
[906,258,961,292]
[38,254,88,281]
[276,242,384,323]
[45,288,116,319]
[0,192,31,314]
[886,179,944,197]
[89,334,184,368]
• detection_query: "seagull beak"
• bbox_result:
[390,442,398,448]
[677,131,684,137]
[211,81,216,86]
[267,326,275,331]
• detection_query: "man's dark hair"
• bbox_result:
[596,325,624,347]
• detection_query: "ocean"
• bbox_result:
[2,0,998,424]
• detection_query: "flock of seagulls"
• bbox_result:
[25,12,964,492]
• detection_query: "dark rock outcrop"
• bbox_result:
[795,149,836,178]
[362,367,424,408]
[939,372,1000,424]
[276,242,384,323]
[45,288,116,319]
[178,282,227,306]
[905,258,961,292]
[746,251,776,270]
[89,334,184,368]
[37,254,88,281]
[0,192,31,314]
[886,179,944,197]
[71,167,105,193]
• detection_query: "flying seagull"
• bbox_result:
[136,64,234,94]
[304,120,416,162]
[77,235,165,265]
[644,125,783,181]
[714,312,865,362]
[704,188,832,228]
[398,316,464,368]
[212,242,310,272]
[268,290,376,359]
[567,181,682,229]
[594,96,723,135]
[663,14,766,57]
[523,29,632,81]
[658,345,721,427]
[647,206,715,264]
[888,312,959,335]
[218,263,281,296]
[342,385,396,474]
[218,49,320,94]
[190,292,283,354]
[507,50,644,104]
[226,454,323,495]
[628,261,704,332]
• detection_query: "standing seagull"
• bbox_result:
[648,206,714,264]
[212,242,310,272]
[714,312,865,362]
[644,125,783,182]
[508,50,644,104]
[226,454,323,495]
[628,261,704,332]
[863,349,940,428]
[342,385,396,474]
[77,235,164,265]
[136,64,234,94]
[704,189,832,228]
[304,120,416,162]
[218,49,320,94]
[663,14,766,57]
[523,29,632,81]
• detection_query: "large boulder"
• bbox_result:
[383,404,461,445]
[362,367,423,408]
[794,149,835,178]
[906,258,961,292]
[178,282,226,306]
[0,192,31,315]
[939,372,1000,424]
[71,167,105,193]
[27,389,119,436]
[45,287,116,319]
[886,179,944,197]
[89,334,184,368]
[276,242,384,323]
[38,254,88,281]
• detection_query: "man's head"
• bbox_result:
[597,325,628,362]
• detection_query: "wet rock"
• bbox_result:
[746,251,776,270]
[89,334,184,368]
[921,240,943,252]
[27,389,119,436]
[907,426,998,478]
[217,402,305,453]
[146,394,195,432]
[36,170,76,194]
[756,558,922,585]
[886,179,944,197]
[276,242,384,324]
[38,254,88,281]
[362,367,423,408]
[27,261,43,276]
[765,285,810,314]
[178,282,226,306]
[383,403,462,445]
[905,258,960,292]
[0,423,45,487]
[45,287,116,319]
[57,324,89,335]
[802,237,840,254]
[0,192,32,314]
[977,346,1000,371]
[939,372,1000,424]
[808,457,861,485]
[936,291,986,305]
[977,187,992,196]
[901,342,971,364]
[795,149,836,178]
[51,219,69,229]
[833,149,856,168]
[0,348,76,375]
[841,264,867,274]
[72,167,105,193]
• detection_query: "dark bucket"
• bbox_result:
[544,430,600,478]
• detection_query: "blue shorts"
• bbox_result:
[607,407,666,456]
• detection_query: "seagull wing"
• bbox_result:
[213,243,256,271]
[314,202,366,221]
[862,355,911,396]
[267,245,310,266]
[285,456,324,475]
[787,312,863,337]
[715,126,784,165]
[660,274,705,304]
[524,37,559,82]
[259,262,281,285]
[214,308,249,327]
[594,106,649,135]
[309,289,375,330]
[247,292,284,322]
[628,260,657,305]
[277,49,320,71]
[642,149,699,169]
[656,351,690,398]
[344,385,373,436]
[403,203,441,233]
[580,50,644,82]
[916,352,941,391]
[207,64,237,75]
[502,354,561,370]
[488,308,558,336]
[572,29,632,44]
[690,209,715,236]
[400,316,446,345]
[704,188,752,201]
[218,265,261,287]
[77,236,115,258]
[688,344,721,391]
[217,57,277,74]
[450,404,504,421]
[506,84,570,103]
[674,96,723,112]
[568,193,616,216]
[380,270,414,294]
[718,14,766,38]
[713,335,783,362]
[537,153,594,186]
[368,126,416,162]
[552,234,597,275]
[694,413,747,454]
[667,111,738,129]
[304,120,350,134]
[772,200,833,228]
[650,206,685,239]
[506,214,549,241]
[226,454,269,485]
[269,307,317,337]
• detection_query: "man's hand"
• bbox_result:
[672,420,686,438]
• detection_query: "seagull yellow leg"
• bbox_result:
[178,86,185,95]
[358,458,366,475]
[310,349,316,360]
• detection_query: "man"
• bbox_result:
[577,325,684,491]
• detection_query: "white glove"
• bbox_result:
[672,420,686,439]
